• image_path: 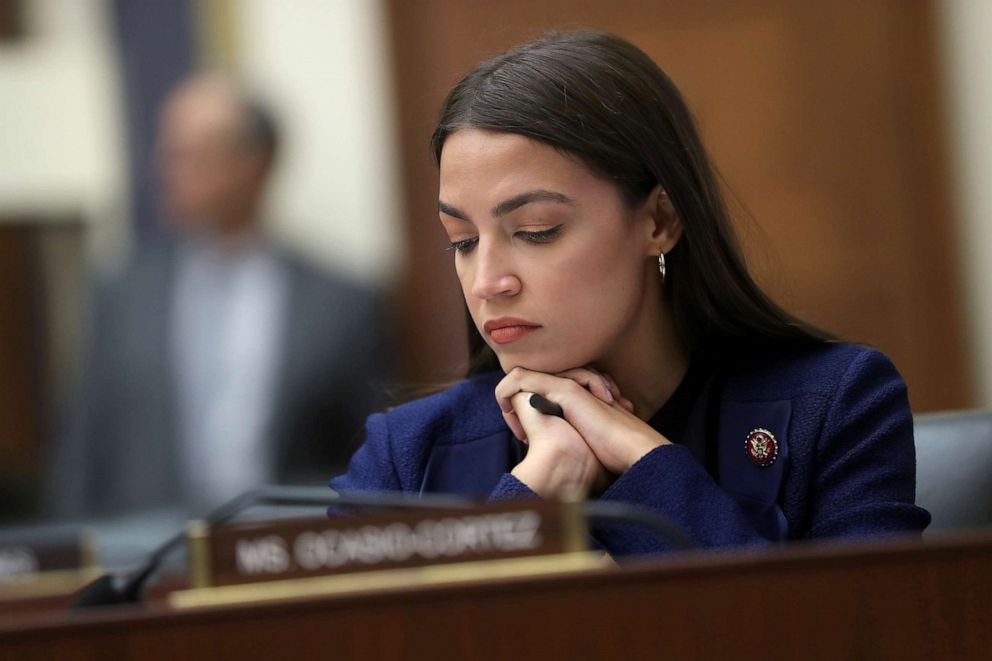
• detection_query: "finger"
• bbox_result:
[495,368,600,427]
[510,391,559,441]
[504,409,527,443]
[495,367,564,416]
[556,368,614,404]
[494,367,527,415]
[511,390,582,441]
[600,373,624,402]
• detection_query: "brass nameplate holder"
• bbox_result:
[0,531,100,600]
[171,498,605,609]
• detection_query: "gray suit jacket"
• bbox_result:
[49,238,390,518]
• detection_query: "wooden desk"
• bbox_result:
[1,532,989,660]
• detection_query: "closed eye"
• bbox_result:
[446,237,479,253]
[516,224,564,244]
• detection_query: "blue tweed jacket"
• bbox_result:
[330,343,930,555]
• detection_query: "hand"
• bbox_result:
[508,391,610,498]
[497,367,671,476]
[497,367,631,441]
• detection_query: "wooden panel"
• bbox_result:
[0,225,45,520]
[0,221,84,520]
[0,226,44,474]
[386,0,969,411]
[0,0,25,41]
[1,532,990,659]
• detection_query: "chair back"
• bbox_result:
[914,410,992,533]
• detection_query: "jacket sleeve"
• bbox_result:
[802,349,931,538]
[488,445,766,556]
[484,444,763,554]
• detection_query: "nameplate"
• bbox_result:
[0,529,99,599]
[186,498,586,589]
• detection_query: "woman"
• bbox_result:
[331,31,930,555]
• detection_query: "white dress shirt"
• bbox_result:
[170,237,288,508]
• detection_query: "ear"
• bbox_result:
[640,185,683,256]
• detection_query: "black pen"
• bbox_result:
[528,393,564,418]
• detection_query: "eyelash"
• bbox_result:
[447,238,478,254]
[446,224,565,254]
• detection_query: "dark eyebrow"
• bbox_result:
[491,190,574,217]
[438,201,468,220]
[438,189,574,222]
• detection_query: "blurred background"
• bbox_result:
[1,0,989,530]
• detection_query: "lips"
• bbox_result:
[484,317,541,345]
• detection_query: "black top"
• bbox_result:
[646,358,709,444]
[647,357,721,478]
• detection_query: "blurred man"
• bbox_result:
[50,73,390,518]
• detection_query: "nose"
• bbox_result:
[469,241,521,300]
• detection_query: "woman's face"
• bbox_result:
[438,129,660,374]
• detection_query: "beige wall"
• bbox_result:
[941,0,992,407]
[0,0,129,266]
[237,0,404,285]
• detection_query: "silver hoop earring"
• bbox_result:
[658,251,666,284]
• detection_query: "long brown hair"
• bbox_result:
[430,31,832,376]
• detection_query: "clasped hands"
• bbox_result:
[496,366,670,498]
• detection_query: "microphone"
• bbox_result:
[72,486,693,608]
[584,500,693,551]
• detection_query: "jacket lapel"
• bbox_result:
[717,398,791,541]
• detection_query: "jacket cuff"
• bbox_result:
[602,442,692,500]
[488,473,540,501]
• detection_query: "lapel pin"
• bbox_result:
[745,428,779,468]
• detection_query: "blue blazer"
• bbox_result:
[331,343,931,555]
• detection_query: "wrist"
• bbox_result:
[511,457,549,496]
[511,451,590,498]
[623,432,669,471]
